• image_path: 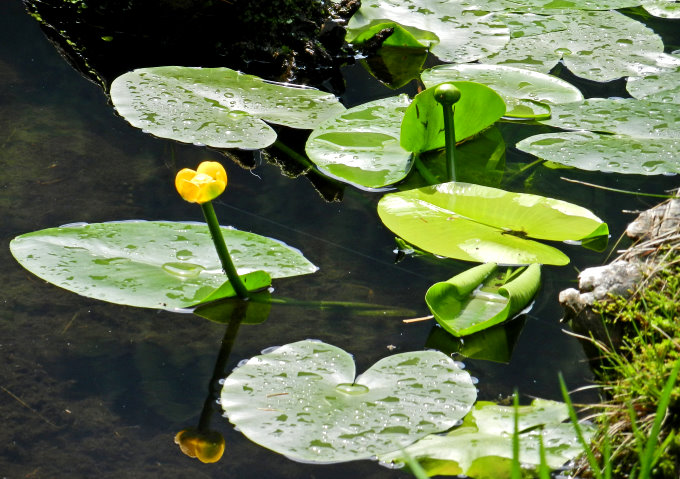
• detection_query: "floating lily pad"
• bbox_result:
[380,398,594,477]
[401,82,506,154]
[507,0,642,9]
[110,66,345,150]
[10,221,317,310]
[642,0,680,18]
[421,64,582,119]
[377,182,608,265]
[426,263,541,336]
[220,340,477,463]
[481,10,680,82]
[305,95,412,189]
[627,62,680,103]
[517,98,680,174]
[346,0,510,64]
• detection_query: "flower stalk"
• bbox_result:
[434,83,461,182]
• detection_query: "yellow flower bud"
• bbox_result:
[174,428,225,463]
[175,161,228,204]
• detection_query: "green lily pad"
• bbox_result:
[627,62,680,104]
[346,0,511,64]
[401,82,506,154]
[421,64,582,119]
[426,263,541,336]
[517,98,680,174]
[507,0,642,9]
[380,398,594,477]
[220,340,477,463]
[10,221,317,310]
[305,95,412,189]
[481,10,680,82]
[642,0,680,18]
[361,45,429,89]
[110,66,346,150]
[377,182,608,265]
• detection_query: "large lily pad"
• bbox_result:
[421,64,583,119]
[305,95,412,189]
[517,98,680,174]
[10,221,317,310]
[642,0,680,18]
[220,340,477,463]
[380,398,594,477]
[426,263,541,336]
[377,182,608,265]
[507,0,642,9]
[481,10,680,82]
[110,66,345,150]
[401,82,506,154]
[345,0,511,64]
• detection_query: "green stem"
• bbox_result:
[200,201,249,300]
[414,156,440,185]
[441,102,456,181]
[273,140,315,171]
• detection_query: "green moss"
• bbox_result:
[586,247,680,478]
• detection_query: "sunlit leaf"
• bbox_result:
[220,340,477,463]
[481,10,680,82]
[305,95,412,189]
[401,82,506,154]
[346,0,511,63]
[421,64,582,119]
[10,221,317,310]
[380,398,595,477]
[627,61,680,104]
[110,66,345,149]
[426,263,541,336]
[507,0,642,9]
[642,0,680,18]
[377,182,608,265]
[517,98,680,174]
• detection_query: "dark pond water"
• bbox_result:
[1,1,678,477]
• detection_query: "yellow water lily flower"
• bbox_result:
[174,428,225,463]
[175,161,228,204]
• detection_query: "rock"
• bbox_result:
[626,198,680,241]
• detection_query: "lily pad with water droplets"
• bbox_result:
[642,0,680,18]
[110,66,345,150]
[627,61,680,104]
[421,64,582,119]
[10,221,317,310]
[305,95,413,189]
[346,0,510,64]
[380,398,594,477]
[220,340,477,463]
[481,10,680,82]
[517,98,680,174]
[377,182,608,265]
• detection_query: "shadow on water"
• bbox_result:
[1,0,679,477]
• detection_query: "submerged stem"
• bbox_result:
[200,201,249,300]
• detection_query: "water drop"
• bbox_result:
[162,262,205,278]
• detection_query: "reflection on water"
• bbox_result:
[1,0,678,477]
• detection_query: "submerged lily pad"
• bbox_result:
[10,221,317,310]
[220,340,477,463]
[401,82,506,154]
[517,98,680,174]
[346,0,510,64]
[377,182,608,265]
[481,10,680,82]
[380,398,594,477]
[110,66,345,149]
[421,64,582,119]
[305,95,412,189]
[426,263,541,336]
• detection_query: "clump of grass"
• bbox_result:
[578,243,680,478]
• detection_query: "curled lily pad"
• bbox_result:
[305,95,412,189]
[517,98,680,174]
[346,0,510,63]
[10,221,317,310]
[380,398,594,477]
[220,340,477,463]
[426,263,541,336]
[421,64,582,119]
[481,10,680,82]
[110,66,345,150]
[401,82,506,154]
[377,182,608,265]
